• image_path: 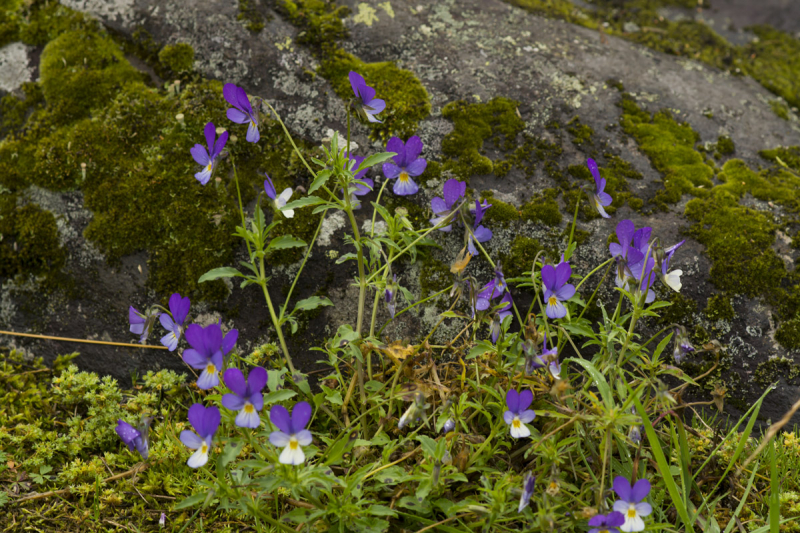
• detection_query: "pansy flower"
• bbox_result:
[182,323,239,389]
[526,333,561,378]
[504,388,536,439]
[384,274,398,318]
[476,263,508,313]
[541,261,575,319]
[179,404,221,468]
[612,476,652,532]
[349,71,385,123]
[587,158,612,218]
[609,220,645,287]
[159,293,191,351]
[222,367,267,428]
[588,512,626,533]
[383,136,426,196]
[224,83,260,143]
[673,325,695,364]
[115,417,152,460]
[518,472,536,512]
[442,418,455,434]
[659,240,685,292]
[264,173,294,218]
[467,200,493,256]
[269,402,313,465]
[129,306,161,344]
[633,256,657,304]
[190,122,228,185]
[430,179,466,232]
[490,292,513,344]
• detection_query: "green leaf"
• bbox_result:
[281,196,325,211]
[565,357,614,408]
[368,505,398,518]
[309,170,332,194]
[262,389,297,404]
[356,151,397,173]
[292,296,333,314]
[268,235,307,250]
[220,440,244,468]
[417,435,438,458]
[198,267,243,283]
[174,491,210,510]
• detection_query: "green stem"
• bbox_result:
[369,247,395,339]
[265,102,316,179]
[259,257,295,373]
[279,212,327,321]
[567,191,581,251]
[573,258,613,293]
[370,178,390,238]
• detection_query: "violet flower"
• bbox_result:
[179,404,220,468]
[467,200,493,256]
[633,256,657,304]
[609,220,645,288]
[129,306,160,344]
[384,274,398,318]
[588,512,626,533]
[442,418,455,434]
[349,71,385,123]
[490,292,513,344]
[160,293,191,352]
[660,240,685,292]
[115,417,152,460]
[526,333,561,378]
[269,401,313,465]
[430,179,466,231]
[222,367,267,428]
[612,476,652,532]
[476,263,508,311]
[518,472,536,512]
[190,122,228,185]
[673,326,694,364]
[541,261,575,319]
[587,158,612,218]
[223,83,260,143]
[504,388,535,439]
[383,136,426,196]
[264,173,294,218]
[181,323,239,389]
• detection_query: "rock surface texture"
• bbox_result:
[1,0,800,425]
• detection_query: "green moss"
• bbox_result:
[716,135,735,156]
[279,0,350,52]
[238,0,267,32]
[740,26,800,110]
[704,294,735,322]
[158,43,195,73]
[776,318,800,351]
[509,134,563,180]
[479,191,519,226]
[501,235,545,278]
[754,357,800,387]
[0,0,22,48]
[0,82,44,136]
[657,292,698,326]
[714,159,800,211]
[0,200,66,282]
[606,78,625,92]
[520,188,562,226]
[440,97,525,181]
[759,146,800,174]
[769,99,791,120]
[619,94,714,207]
[17,0,96,46]
[419,256,451,298]
[566,116,594,146]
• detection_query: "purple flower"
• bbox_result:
[629,424,643,444]
[467,200,493,256]
[442,418,455,434]
[223,83,260,143]
[129,306,160,344]
[633,256,657,304]
[384,274,398,318]
[349,71,385,123]
[179,404,221,468]
[673,326,694,364]
[190,122,228,185]
[115,417,152,460]
[541,261,575,319]
[518,472,536,512]
[587,158,612,218]
[383,136,426,196]
[610,220,645,287]
[348,153,369,181]
[660,240,685,292]
[264,173,294,218]
[269,402,313,465]
[343,155,373,209]
[399,392,428,429]
[504,388,535,439]
[430,179,466,231]
[159,293,191,352]
[222,367,267,428]
[181,323,239,389]
[612,476,652,532]
[476,263,508,311]
[526,333,561,378]
[490,293,513,344]
[588,512,626,533]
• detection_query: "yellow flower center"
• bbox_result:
[250,120,256,127]
[548,296,558,306]
[627,505,637,518]
[206,363,216,374]
[289,437,299,450]
[206,163,212,171]
[399,171,409,183]
[200,443,208,454]
[549,481,558,491]
[512,418,521,428]
[600,530,610,533]
[244,403,254,413]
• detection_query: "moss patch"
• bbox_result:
[158,43,195,74]
[705,294,735,322]
[566,116,594,146]
[770,99,791,120]
[479,191,520,226]
[520,188,562,226]
[716,135,735,156]
[754,357,800,387]
[776,318,800,351]
[238,0,267,32]
[419,256,451,298]
[501,235,546,278]
[759,146,800,173]
[0,200,66,283]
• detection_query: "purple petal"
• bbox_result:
[405,158,427,177]
[115,420,139,447]
[616,220,635,246]
[430,196,447,214]
[212,131,228,158]
[546,301,567,319]
[587,158,601,184]
[404,136,423,161]
[235,86,253,115]
[607,511,626,527]
[518,409,536,423]
[129,306,144,325]
[270,405,292,434]
[555,284,576,301]
[503,410,515,425]
[613,476,632,502]
[184,324,205,353]
[443,179,466,209]
[223,83,241,108]
[393,177,419,196]
[290,401,312,434]
[554,262,572,288]
[631,479,651,502]
[203,324,222,355]
[204,122,216,155]
[588,515,606,527]
[201,406,221,438]
[540,264,556,291]
[226,108,249,124]
[506,388,520,412]
[474,225,493,243]
[517,389,533,411]
[264,175,276,199]
[666,239,685,255]
[382,162,401,180]
[222,329,238,355]
[188,404,206,435]
[635,501,653,517]
[248,367,268,394]
[349,71,367,98]
[365,98,384,113]
[182,349,208,369]
[223,368,247,397]
[175,296,191,325]
[222,393,246,411]
[249,392,264,411]
[246,121,260,143]
[386,137,405,166]
[609,243,623,258]
[180,430,203,450]
[167,294,182,320]
[597,192,613,206]
[190,144,210,166]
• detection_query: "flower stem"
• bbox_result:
[278,212,327,322]
[259,256,295,374]
[567,191,581,251]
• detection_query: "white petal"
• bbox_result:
[621,515,645,532]
[509,423,531,439]
[187,447,209,468]
[296,429,313,446]
[282,209,295,219]
[665,270,683,292]
[235,409,261,428]
[279,445,305,465]
[277,188,293,207]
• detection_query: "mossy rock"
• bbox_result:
[480,191,520,226]
[158,43,195,73]
[776,318,800,351]
[0,199,66,282]
[501,235,547,278]
[566,116,594,146]
[520,189,561,226]
[704,294,735,322]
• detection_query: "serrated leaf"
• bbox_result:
[198,267,243,283]
[356,151,397,173]
[268,235,307,250]
[309,169,332,194]
[281,196,325,211]
[292,296,333,313]
[262,389,296,404]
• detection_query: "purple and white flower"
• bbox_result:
[526,333,561,379]
[159,293,190,352]
[612,476,652,532]
[222,367,267,428]
[384,274,398,318]
[442,418,456,434]
[190,122,228,185]
[518,472,536,512]
[264,173,294,218]
[467,199,493,256]
[541,261,575,319]
[490,293,513,344]
[129,306,160,344]
[269,402,313,465]
[504,388,536,439]
[660,240,685,292]
[430,179,466,231]
[587,158,612,218]
[115,417,152,460]
[382,136,426,196]
[181,323,238,389]
[179,404,220,468]
[588,512,626,533]
[224,83,261,143]
[344,155,374,209]
[673,325,695,364]
[476,263,508,311]
[349,71,385,123]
